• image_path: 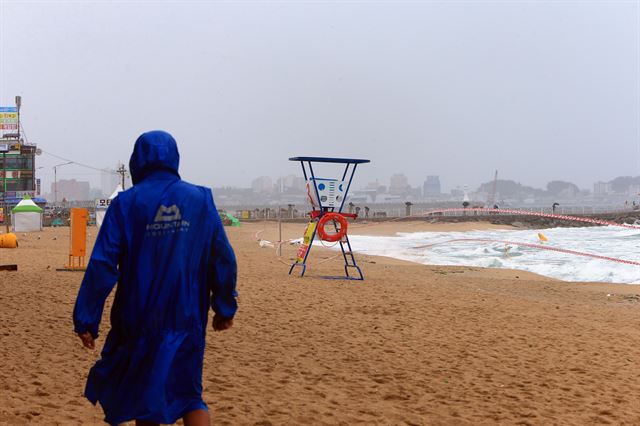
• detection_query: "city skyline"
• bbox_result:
[37,165,640,203]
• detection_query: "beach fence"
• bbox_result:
[223,203,632,222]
[417,206,630,217]
[234,206,302,221]
[42,202,97,227]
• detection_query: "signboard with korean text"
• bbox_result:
[0,107,18,131]
[15,191,34,198]
[95,198,112,208]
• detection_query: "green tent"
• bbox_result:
[11,195,44,232]
[226,213,241,227]
[51,218,65,227]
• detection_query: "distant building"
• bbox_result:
[51,179,91,201]
[276,174,306,192]
[409,186,423,199]
[389,173,410,195]
[251,176,273,194]
[0,143,36,197]
[364,180,386,194]
[0,141,48,211]
[627,185,640,197]
[89,187,104,200]
[593,182,612,196]
[423,176,441,196]
[450,188,464,198]
[101,168,120,197]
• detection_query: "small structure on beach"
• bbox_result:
[11,195,43,232]
[95,184,122,228]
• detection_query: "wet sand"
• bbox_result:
[1,222,640,425]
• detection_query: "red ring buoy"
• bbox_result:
[317,213,348,242]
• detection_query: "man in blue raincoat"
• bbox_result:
[73,130,238,426]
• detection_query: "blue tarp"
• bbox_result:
[73,131,238,425]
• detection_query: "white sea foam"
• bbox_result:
[330,226,640,284]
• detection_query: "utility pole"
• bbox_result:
[117,164,127,190]
[1,149,7,233]
[15,96,21,141]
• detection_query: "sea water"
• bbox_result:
[337,226,640,284]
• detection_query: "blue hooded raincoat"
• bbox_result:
[73,131,238,425]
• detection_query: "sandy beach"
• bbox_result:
[1,221,640,425]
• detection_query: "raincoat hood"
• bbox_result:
[129,130,180,184]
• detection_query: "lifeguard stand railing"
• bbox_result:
[288,156,370,280]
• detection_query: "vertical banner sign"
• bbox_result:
[0,107,18,131]
[69,208,88,258]
[36,178,41,195]
[64,208,88,271]
[296,220,317,262]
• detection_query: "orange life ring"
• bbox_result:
[317,213,348,242]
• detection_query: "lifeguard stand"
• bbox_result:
[288,156,370,280]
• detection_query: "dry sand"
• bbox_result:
[1,221,640,425]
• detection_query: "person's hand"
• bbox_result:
[212,315,233,332]
[78,331,96,349]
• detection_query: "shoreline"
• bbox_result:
[259,220,640,289]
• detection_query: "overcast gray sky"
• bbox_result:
[0,0,638,192]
